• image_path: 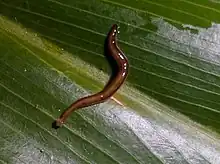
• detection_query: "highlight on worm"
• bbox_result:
[54,24,129,128]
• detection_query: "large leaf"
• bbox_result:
[0,0,220,163]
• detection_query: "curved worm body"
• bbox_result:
[55,24,129,127]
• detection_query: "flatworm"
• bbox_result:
[54,24,129,128]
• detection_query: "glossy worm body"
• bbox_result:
[55,24,129,127]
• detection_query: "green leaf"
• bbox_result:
[1,0,220,163]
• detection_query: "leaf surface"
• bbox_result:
[0,0,220,163]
